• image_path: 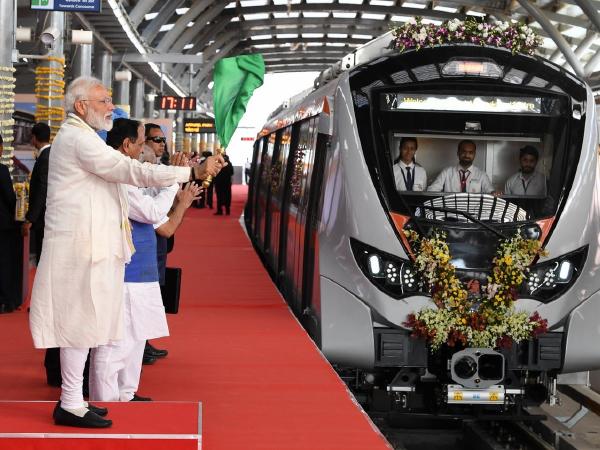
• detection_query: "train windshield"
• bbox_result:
[350,47,587,269]
[376,88,570,220]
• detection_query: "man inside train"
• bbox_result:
[393,137,427,191]
[427,139,494,194]
[503,145,547,196]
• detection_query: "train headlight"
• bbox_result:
[350,238,421,299]
[367,254,384,278]
[522,246,587,303]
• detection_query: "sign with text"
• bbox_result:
[184,118,215,134]
[31,0,102,12]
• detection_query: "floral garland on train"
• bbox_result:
[404,230,548,351]
[391,17,543,55]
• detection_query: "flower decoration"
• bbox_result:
[404,229,548,351]
[391,17,543,55]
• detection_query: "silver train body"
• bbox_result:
[245,41,600,411]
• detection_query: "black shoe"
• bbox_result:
[53,404,112,428]
[142,354,156,365]
[214,211,223,215]
[57,401,107,417]
[145,342,168,358]
[87,403,108,417]
[130,394,152,401]
[225,209,230,215]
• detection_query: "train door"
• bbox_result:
[266,127,292,272]
[253,135,275,250]
[282,117,319,315]
[245,138,262,232]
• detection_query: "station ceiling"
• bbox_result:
[15,0,600,102]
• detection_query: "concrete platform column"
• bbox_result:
[0,0,16,171]
[114,70,131,116]
[130,78,144,118]
[95,51,112,93]
[72,42,92,78]
[145,90,156,119]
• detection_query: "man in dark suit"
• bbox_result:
[23,122,51,264]
[0,134,17,313]
[214,154,234,215]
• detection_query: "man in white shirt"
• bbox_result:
[89,118,200,403]
[504,145,547,196]
[428,140,494,194]
[393,137,427,191]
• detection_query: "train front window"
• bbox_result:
[371,89,577,221]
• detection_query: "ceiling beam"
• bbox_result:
[140,0,186,45]
[516,0,584,77]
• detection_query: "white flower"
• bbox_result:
[409,17,417,25]
[499,21,509,31]
[448,18,461,32]
[477,24,484,31]
[482,31,489,38]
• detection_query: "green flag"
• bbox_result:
[213,54,265,149]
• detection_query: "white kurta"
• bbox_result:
[29,114,190,349]
[126,184,178,339]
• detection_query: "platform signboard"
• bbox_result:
[31,0,102,13]
[184,118,215,134]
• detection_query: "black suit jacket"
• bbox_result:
[0,163,16,230]
[26,146,50,230]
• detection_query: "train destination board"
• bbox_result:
[382,93,542,114]
[183,118,215,134]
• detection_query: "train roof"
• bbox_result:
[259,30,590,139]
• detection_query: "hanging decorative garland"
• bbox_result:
[391,17,543,55]
[404,229,548,351]
[35,57,66,140]
[0,65,15,170]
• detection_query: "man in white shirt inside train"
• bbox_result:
[504,145,547,196]
[427,140,494,194]
[393,137,427,191]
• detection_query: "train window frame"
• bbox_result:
[364,81,581,224]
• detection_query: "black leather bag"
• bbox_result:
[161,267,182,314]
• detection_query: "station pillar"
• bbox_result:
[35,11,65,141]
[95,50,112,93]
[114,70,131,116]
[145,90,156,119]
[131,78,144,119]
[72,42,92,78]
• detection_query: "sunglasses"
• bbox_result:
[146,137,166,144]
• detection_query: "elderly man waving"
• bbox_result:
[28,76,224,428]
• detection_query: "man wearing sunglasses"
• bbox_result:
[28,76,226,429]
[144,124,169,165]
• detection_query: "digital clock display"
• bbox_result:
[157,96,197,111]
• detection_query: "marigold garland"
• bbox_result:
[391,17,543,55]
[404,229,548,351]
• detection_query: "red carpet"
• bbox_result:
[0,185,390,450]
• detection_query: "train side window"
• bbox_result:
[290,117,319,207]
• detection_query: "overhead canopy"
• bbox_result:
[15,0,600,103]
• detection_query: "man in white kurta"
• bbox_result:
[89,118,199,402]
[28,77,223,428]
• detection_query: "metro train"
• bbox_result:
[245,36,600,414]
